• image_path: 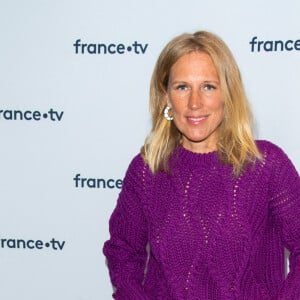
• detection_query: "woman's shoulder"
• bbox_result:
[123,153,151,182]
[255,139,295,169]
[127,153,148,172]
[256,140,287,157]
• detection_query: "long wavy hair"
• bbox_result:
[141,31,261,176]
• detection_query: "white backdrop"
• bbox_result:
[1,1,300,299]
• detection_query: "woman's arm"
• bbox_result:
[103,155,150,299]
[268,144,300,299]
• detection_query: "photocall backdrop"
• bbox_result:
[1,1,299,299]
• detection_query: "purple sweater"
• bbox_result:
[103,140,300,299]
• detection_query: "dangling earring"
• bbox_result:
[164,106,173,121]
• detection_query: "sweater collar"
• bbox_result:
[171,145,219,168]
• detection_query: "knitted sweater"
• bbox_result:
[103,140,300,299]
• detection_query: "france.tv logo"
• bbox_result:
[249,36,300,52]
[73,39,148,55]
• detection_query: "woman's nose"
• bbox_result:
[187,90,203,110]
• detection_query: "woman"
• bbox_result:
[103,31,300,299]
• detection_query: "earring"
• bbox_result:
[164,106,173,121]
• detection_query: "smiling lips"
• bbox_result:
[186,115,208,125]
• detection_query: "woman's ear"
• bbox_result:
[164,92,172,108]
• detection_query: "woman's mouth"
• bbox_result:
[187,115,208,124]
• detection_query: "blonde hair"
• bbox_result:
[141,31,261,176]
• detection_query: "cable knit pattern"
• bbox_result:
[103,140,300,299]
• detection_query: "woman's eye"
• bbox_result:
[203,84,216,91]
[176,84,187,91]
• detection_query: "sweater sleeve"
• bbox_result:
[103,155,150,300]
[267,144,300,300]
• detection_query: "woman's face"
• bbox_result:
[166,51,224,153]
